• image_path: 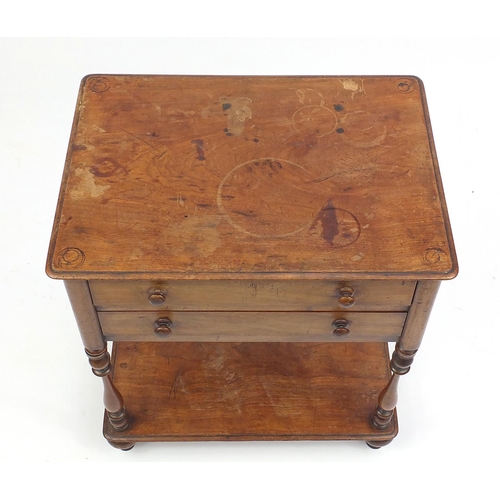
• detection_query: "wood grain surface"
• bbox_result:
[46,75,457,280]
[89,279,416,311]
[104,341,398,442]
[98,311,407,342]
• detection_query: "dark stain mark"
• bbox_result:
[148,131,159,137]
[253,138,259,143]
[224,128,229,132]
[334,104,345,112]
[343,186,352,192]
[336,128,345,134]
[233,210,256,217]
[309,199,339,246]
[222,102,232,111]
[90,157,125,178]
[120,363,128,369]
[196,203,212,208]
[191,139,205,161]
[72,144,87,151]
[260,159,283,172]
[221,195,235,199]
[226,132,234,136]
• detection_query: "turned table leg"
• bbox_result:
[64,280,134,449]
[368,280,441,446]
[371,343,417,430]
[85,346,131,432]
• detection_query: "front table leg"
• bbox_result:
[85,346,131,432]
[368,280,440,448]
[371,343,417,431]
[64,280,133,450]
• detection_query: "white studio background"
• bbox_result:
[0,34,498,497]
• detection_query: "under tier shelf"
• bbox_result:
[104,341,397,444]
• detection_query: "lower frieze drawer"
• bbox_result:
[98,311,407,342]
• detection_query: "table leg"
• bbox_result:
[371,343,417,431]
[369,280,440,442]
[85,346,131,432]
[64,280,133,449]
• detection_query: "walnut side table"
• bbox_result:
[46,75,457,449]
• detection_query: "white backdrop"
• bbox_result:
[1,35,498,495]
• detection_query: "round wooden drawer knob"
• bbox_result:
[337,286,355,308]
[148,289,166,306]
[332,318,350,337]
[154,318,172,337]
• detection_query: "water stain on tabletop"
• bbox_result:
[191,139,205,161]
[220,97,252,136]
[309,199,339,245]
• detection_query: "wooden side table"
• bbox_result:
[46,75,457,449]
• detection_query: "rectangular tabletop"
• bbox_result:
[47,75,457,280]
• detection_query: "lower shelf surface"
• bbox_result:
[104,341,397,443]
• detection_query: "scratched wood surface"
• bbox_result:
[47,75,457,280]
[104,341,397,442]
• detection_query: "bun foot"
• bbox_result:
[107,439,135,451]
[366,438,394,449]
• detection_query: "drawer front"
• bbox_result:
[99,311,407,342]
[90,280,416,312]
